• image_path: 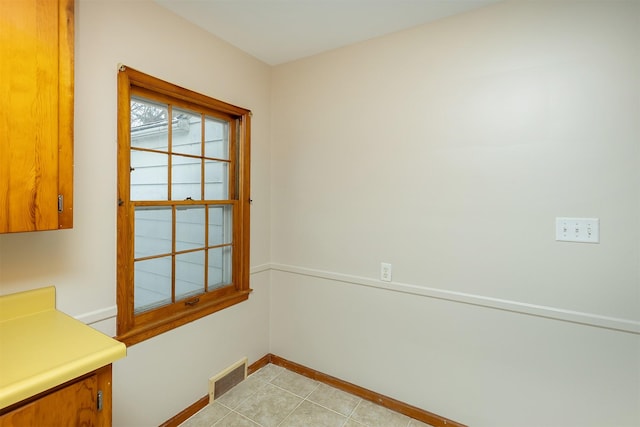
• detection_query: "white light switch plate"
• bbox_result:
[380,262,392,282]
[555,217,599,243]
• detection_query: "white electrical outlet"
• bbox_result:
[380,262,392,282]
[555,217,600,243]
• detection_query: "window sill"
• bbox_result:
[116,289,251,347]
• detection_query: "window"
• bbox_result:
[116,66,251,346]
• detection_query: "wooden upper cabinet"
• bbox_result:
[0,0,74,233]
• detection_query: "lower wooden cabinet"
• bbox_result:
[0,365,113,427]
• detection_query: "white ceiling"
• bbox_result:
[155,0,500,65]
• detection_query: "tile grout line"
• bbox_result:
[233,366,314,427]
[196,363,424,427]
[213,399,259,427]
[274,395,306,427]
[268,373,366,427]
[262,366,372,427]
[216,378,269,412]
[185,363,436,427]
[348,399,365,426]
[281,379,316,426]
[271,378,320,427]
[217,409,264,427]
[301,383,357,426]
[214,376,275,426]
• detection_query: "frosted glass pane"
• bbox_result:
[172,108,202,156]
[204,160,229,200]
[175,251,205,300]
[204,116,229,159]
[134,256,171,313]
[176,206,205,251]
[130,150,168,201]
[172,155,201,200]
[135,207,172,258]
[208,246,232,289]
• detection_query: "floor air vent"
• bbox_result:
[209,357,247,403]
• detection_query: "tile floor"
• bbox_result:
[180,364,434,427]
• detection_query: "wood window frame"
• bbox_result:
[116,66,251,346]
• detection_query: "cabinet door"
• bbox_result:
[0,0,74,233]
[0,375,98,427]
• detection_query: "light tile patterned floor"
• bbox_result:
[181,364,434,427]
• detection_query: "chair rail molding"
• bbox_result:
[269,263,640,335]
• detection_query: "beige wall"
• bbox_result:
[270,1,639,426]
[1,0,638,426]
[0,0,272,425]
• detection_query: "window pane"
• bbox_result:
[204,116,229,159]
[208,246,232,289]
[176,206,205,251]
[204,160,229,200]
[175,251,205,301]
[173,108,202,157]
[135,207,172,258]
[172,155,201,200]
[134,256,172,313]
[131,150,168,201]
[208,205,232,246]
[131,97,168,151]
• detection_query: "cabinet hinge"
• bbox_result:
[97,390,103,411]
[58,195,64,213]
